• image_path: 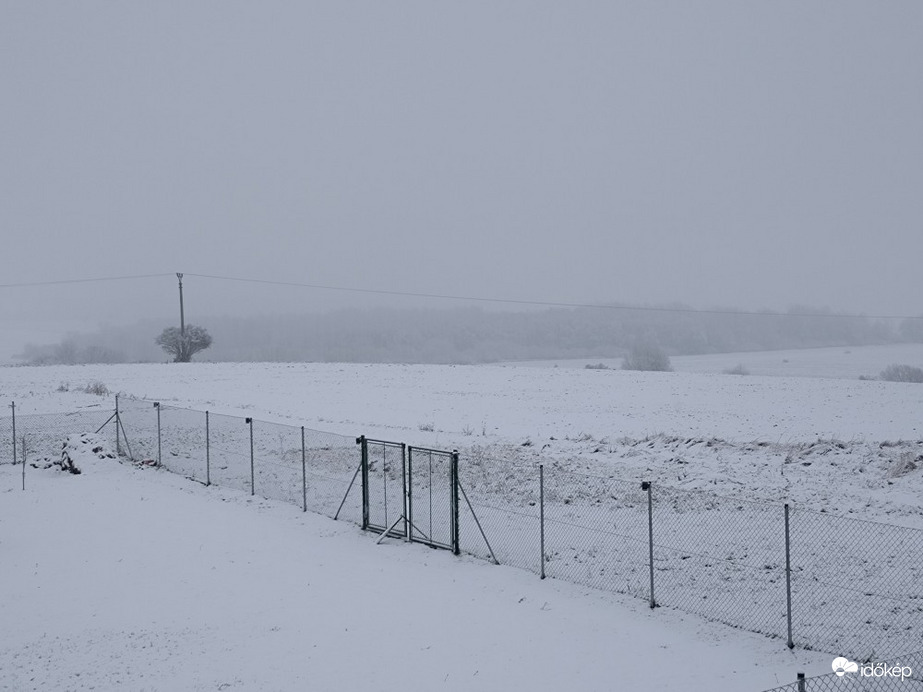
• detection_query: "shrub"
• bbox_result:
[723,363,750,376]
[585,363,610,370]
[83,381,109,396]
[622,343,672,372]
[879,364,923,383]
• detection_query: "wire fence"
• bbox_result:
[113,398,361,523]
[2,404,117,466]
[4,397,922,664]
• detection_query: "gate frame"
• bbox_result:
[359,437,409,540]
[357,436,459,553]
[406,445,459,552]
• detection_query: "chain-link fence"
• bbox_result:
[651,486,789,642]
[789,507,923,660]
[2,404,118,467]
[454,449,922,660]
[763,649,923,691]
[5,397,922,662]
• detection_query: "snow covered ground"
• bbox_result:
[3,357,922,526]
[1,437,833,691]
[507,343,923,381]
[2,350,922,689]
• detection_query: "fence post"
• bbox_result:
[407,447,415,542]
[10,402,16,466]
[358,436,369,530]
[452,451,460,555]
[21,436,26,490]
[301,426,307,513]
[785,503,794,649]
[643,480,656,608]
[540,464,545,579]
[154,402,161,466]
[115,395,121,457]
[401,443,409,541]
[246,417,254,496]
[205,411,210,486]
[796,673,805,692]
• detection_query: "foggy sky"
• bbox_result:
[2,2,922,344]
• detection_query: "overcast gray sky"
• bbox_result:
[2,1,922,340]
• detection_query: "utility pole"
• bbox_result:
[176,273,185,336]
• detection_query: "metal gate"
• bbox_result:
[408,446,458,551]
[357,436,458,552]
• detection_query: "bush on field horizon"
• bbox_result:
[880,364,923,383]
[622,343,672,372]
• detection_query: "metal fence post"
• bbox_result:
[358,436,369,530]
[401,443,409,541]
[154,402,161,466]
[21,436,26,490]
[796,672,805,692]
[452,451,460,555]
[407,447,415,541]
[540,464,546,579]
[115,395,121,457]
[10,402,16,466]
[301,426,307,513]
[643,480,656,608]
[246,417,254,496]
[205,411,210,486]
[785,503,794,649]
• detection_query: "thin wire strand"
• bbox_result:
[0,273,172,288]
[184,272,922,321]
[2,270,920,320]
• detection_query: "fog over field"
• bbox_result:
[2,2,922,366]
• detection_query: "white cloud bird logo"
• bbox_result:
[832,657,859,676]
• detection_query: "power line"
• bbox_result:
[184,273,921,321]
[0,273,173,289]
[1,270,919,321]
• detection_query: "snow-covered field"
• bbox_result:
[509,343,923,381]
[2,349,922,690]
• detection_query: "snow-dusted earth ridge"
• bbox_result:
[2,352,922,690]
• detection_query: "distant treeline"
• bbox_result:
[14,304,922,365]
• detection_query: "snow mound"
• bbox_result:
[29,433,117,475]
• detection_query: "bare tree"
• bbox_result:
[156,325,213,363]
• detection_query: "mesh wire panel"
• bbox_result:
[408,447,454,549]
[365,440,406,536]
[789,507,923,660]
[13,407,117,466]
[302,428,362,524]
[457,457,540,572]
[762,649,923,691]
[207,412,253,495]
[543,467,650,599]
[651,485,788,641]
[0,407,14,465]
[250,419,303,505]
[117,399,159,463]
[159,405,208,483]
